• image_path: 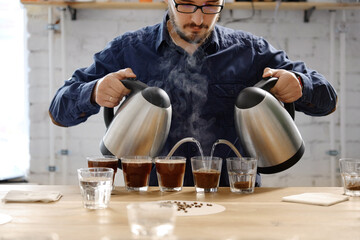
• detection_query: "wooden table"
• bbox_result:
[0,185,359,239]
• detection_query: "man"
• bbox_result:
[49,0,337,187]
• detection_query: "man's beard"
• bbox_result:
[168,9,217,44]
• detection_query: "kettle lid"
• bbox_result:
[142,87,171,108]
[235,87,266,109]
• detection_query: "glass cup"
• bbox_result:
[87,155,118,189]
[339,158,360,197]
[121,156,153,192]
[191,156,222,193]
[127,202,177,238]
[155,156,186,192]
[77,167,114,209]
[226,157,257,193]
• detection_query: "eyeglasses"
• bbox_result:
[172,0,224,14]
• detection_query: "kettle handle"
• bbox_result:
[255,77,295,119]
[103,78,148,128]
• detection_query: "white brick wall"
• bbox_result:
[24,5,360,187]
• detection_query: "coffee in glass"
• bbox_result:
[191,156,222,193]
[121,156,153,192]
[155,156,186,192]
[87,156,118,189]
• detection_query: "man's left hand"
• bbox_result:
[262,67,303,103]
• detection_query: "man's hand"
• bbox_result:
[91,68,135,108]
[262,67,303,103]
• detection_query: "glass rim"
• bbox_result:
[86,155,119,161]
[191,156,222,161]
[226,157,258,162]
[121,156,153,163]
[339,158,360,162]
[77,167,114,173]
[155,156,186,161]
[127,201,177,210]
[121,155,152,159]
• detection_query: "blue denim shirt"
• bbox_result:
[49,13,337,187]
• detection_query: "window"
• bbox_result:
[0,1,29,182]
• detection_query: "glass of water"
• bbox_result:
[127,202,177,238]
[226,157,257,193]
[339,158,360,197]
[77,167,114,209]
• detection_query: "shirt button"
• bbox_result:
[191,147,197,153]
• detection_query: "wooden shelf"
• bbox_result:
[20,0,360,10]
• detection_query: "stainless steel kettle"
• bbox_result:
[100,78,172,158]
[234,77,305,174]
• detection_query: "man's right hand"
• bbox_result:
[91,68,135,108]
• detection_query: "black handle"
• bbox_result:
[103,78,148,128]
[255,77,295,120]
[104,107,114,128]
[120,78,148,93]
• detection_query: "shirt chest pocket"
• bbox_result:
[210,83,245,98]
[207,82,246,127]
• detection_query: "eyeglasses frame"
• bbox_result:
[171,0,224,14]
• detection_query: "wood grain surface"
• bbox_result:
[0,185,359,239]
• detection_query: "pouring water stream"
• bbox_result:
[166,137,241,160]
[210,139,242,159]
[166,137,204,159]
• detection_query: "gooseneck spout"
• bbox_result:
[210,139,242,159]
[166,137,204,159]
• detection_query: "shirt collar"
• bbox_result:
[155,12,172,52]
[155,12,220,54]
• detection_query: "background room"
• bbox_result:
[2,0,360,187]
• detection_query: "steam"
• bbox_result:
[119,15,218,154]
[148,48,216,154]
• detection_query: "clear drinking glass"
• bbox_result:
[226,157,257,193]
[121,156,153,192]
[155,156,186,192]
[191,156,222,193]
[339,158,360,197]
[77,167,114,209]
[87,155,118,189]
[127,202,177,238]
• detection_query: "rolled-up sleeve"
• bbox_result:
[49,77,100,127]
[48,38,123,127]
[253,37,337,116]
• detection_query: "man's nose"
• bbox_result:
[191,8,204,25]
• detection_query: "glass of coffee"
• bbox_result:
[121,156,153,192]
[155,156,186,192]
[226,157,257,193]
[339,158,360,197]
[191,156,222,193]
[87,156,119,189]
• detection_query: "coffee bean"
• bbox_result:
[164,201,213,213]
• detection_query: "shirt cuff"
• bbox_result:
[78,80,101,115]
[292,71,313,104]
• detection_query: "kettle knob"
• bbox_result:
[141,87,171,109]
